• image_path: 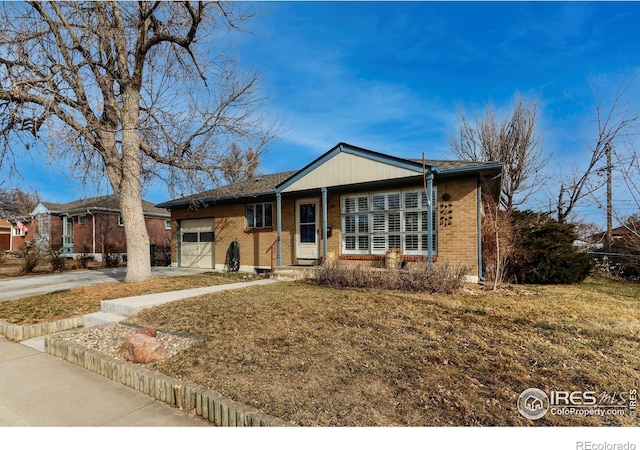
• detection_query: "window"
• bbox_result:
[78,215,87,225]
[246,202,273,229]
[38,215,50,236]
[165,220,171,230]
[13,225,27,237]
[182,232,198,242]
[182,231,215,243]
[341,188,437,256]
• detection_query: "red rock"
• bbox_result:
[119,333,165,363]
[135,327,157,337]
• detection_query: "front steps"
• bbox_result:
[269,266,321,281]
[82,311,128,328]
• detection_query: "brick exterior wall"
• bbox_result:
[433,177,479,275]
[170,199,295,270]
[169,176,481,278]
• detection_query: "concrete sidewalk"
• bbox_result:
[0,336,208,426]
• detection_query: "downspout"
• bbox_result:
[426,171,434,271]
[87,209,96,256]
[477,181,485,281]
[321,187,328,266]
[276,191,282,266]
[177,220,182,267]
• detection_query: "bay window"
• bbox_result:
[341,188,437,256]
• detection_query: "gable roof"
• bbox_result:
[157,142,503,209]
[33,194,169,217]
[276,143,433,194]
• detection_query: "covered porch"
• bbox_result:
[271,143,438,271]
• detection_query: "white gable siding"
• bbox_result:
[281,152,422,193]
[31,203,51,215]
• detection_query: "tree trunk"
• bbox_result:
[116,88,151,283]
[118,178,151,282]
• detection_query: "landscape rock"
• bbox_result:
[119,333,166,363]
[135,326,157,337]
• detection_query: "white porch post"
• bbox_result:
[276,191,282,266]
[427,171,434,271]
[321,187,328,265]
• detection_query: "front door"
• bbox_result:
[295,198,319,263]
[62,216,74,255]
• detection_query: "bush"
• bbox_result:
[75,244,93,269]
[314,263,466,294]
[508,211,592,284]
[103,243,122,267]
[19,241,41,274]
[49,248,66,272]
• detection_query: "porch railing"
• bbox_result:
[265,236,280,272]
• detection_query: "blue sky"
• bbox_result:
[4,1,640,227]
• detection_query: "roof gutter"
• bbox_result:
[87,209,96,255]
[157,190,278,210]
[477,180,486,282]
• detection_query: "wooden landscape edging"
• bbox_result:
[44,334,294,427]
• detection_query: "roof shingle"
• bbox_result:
[41,194,168,216]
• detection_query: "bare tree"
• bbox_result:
[451,96,546,211]
[555,78,640,223]
[0,2,278,282]
[481,193,514,289]
[0,187,39,218]
[219,142,260,184]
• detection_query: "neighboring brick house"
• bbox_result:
[158,143,503,282]
[9,195,171,262]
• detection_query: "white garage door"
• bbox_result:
[180,218,215,268]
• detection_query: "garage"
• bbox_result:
[180,218,215,268]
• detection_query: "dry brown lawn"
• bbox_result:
[1,270,638,426]
[119,277,640,427]
[0,272,255,325]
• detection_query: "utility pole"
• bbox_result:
[605,142,613,252]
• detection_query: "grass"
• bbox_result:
[1,272,638,426]
[122,276,640,426]
[0,271,257,325]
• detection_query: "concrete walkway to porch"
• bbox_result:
[21,277,281,352]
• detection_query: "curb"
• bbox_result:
[0,317,84,341]
[44,334,294,427]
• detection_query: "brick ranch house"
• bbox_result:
[10,195,171,263]
[158,143,503,282]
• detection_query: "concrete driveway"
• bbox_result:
[0,266,212,302]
